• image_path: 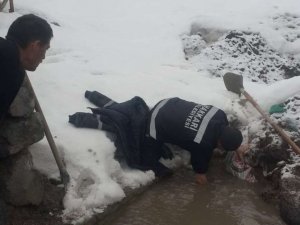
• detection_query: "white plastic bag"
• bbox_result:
[225,151,256,183]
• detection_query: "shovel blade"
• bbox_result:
[223,72,244,95]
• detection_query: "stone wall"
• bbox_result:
[0,78,45,220]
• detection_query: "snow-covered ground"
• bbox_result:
[1,0,300,223]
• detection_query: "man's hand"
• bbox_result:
[195,173,208,185]
[236,144,250,162]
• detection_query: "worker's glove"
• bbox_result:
[69,112,99,129]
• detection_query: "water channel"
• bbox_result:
[106,158,285,225]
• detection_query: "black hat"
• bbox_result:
[220,126,243,151]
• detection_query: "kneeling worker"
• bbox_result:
[69,91,243,184]
[141,97,243,184]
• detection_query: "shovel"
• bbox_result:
[26,75,70,189]
[223,72,300,155]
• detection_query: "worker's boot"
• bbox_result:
[85,91,116,108]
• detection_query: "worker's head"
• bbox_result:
[219,126,243,151]
[6,14,53,71]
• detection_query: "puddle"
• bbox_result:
[106,158,285,225]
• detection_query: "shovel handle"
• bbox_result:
[242,89,300,155]
[26,75,70,187]
[9,0,14,12]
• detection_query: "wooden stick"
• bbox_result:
[9,0,14,12]
[26,75,70,188]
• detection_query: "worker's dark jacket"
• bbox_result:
[0,37,25,122]
[147,97,228,174]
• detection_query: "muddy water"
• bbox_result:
[108,158,285,225]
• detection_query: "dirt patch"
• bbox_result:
[182,15,300,84]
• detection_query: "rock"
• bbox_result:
[0,150,45,206]
[181,34,206,59]
[8,77,35,118]
[242,97,300,225]
[282,64,300,79]
[279,165,300,225]
[0,112,44,155]
[245,123,290,174]
[0,74,48,211]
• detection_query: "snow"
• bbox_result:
[1,0,300,223]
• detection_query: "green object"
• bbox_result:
[269,103,286,114]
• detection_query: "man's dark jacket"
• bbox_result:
[0,37,25,121]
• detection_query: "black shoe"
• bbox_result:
[85,91,115,108]
[0,198,7,225]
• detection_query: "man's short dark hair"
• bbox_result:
[6,14,53,48]
[220,126,243,151]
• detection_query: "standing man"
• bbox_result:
[0,14,53,157]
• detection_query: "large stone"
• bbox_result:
[0,150,45,206]
[8,77,35,118]
[0,112,44,155]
